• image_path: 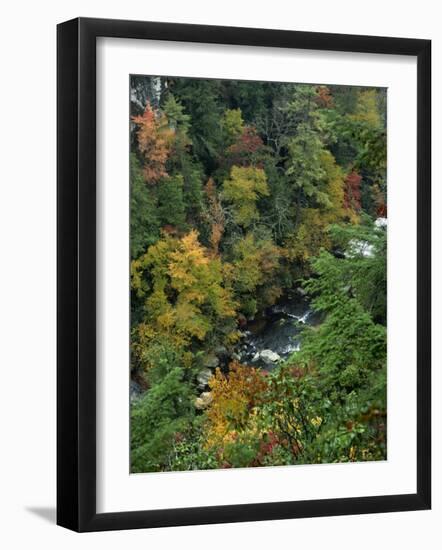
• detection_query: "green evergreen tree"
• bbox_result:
[130,153,160,259]
[168,78,224,172]
[157,174,187,230]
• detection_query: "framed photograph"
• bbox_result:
[57,17,431,532]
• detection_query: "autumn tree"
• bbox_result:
[344,170,362,218]
[222,108,244,145]
[222,166,269,228]
[132,102,173,183]
[230,232,282,317]
[350,89,382,128]
[284,151,346,270]
[205,362,267,466]
[226,126,267,167]
[131,230,238,369]
[204,178,225,254]
[315,85,334,109]
[285,208,332,267]
[325,87,386,216]
[319,150,346,222]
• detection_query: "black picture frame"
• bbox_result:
[57,17,431,532]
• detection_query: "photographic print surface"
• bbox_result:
[130,75,387,473]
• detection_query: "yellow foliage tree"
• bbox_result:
[319,150,346,224]
[285,208,332,264]
[222,108,244,145]
[204,178,225,254]
[131,231,238,369]
[230,233,283,316]
[285,151,348,265]
[222,166,269,228]
[205,362,267,449]
[350,89,382,128]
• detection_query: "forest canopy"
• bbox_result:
[129,76,387,473]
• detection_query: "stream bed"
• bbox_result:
[234,291,319,370]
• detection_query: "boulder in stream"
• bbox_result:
[197,368,213,388]
[203,354,220,369]
[259,349,281,365]
[194,392,213,410]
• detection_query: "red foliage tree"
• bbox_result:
[226,126,266,167]
[344,170,362,212]
[372,183,387,217]
[376,202,387,217]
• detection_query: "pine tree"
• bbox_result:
[130,154,160,259]
[157,175,187,230]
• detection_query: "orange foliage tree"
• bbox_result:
[132,102,174,183]
[315,85,334,108]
